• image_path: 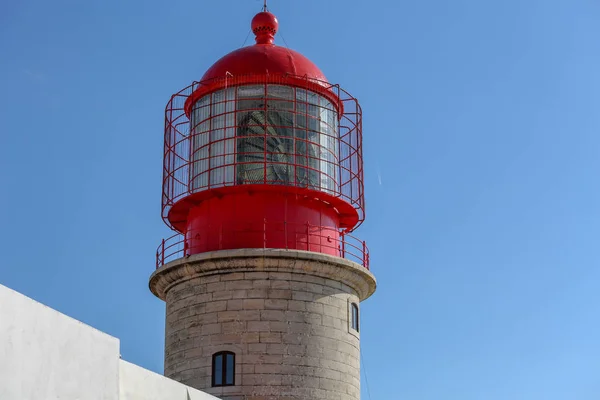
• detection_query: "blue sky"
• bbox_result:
[2,0,600,399]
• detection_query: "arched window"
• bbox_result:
[351,303,359,332]
[212,351,235,387]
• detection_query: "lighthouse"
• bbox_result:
[150,7,376,400]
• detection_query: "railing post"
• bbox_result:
[263,218,267,249]
[362,241,367,268]
[306,221,310,251]
[161,239,165,267]
[184,234,189,257]
[219,224,223,250]
[341,234,346,258]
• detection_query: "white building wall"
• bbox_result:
[0,284,120,400]
[0,284,220,400]
[119,360,220,400]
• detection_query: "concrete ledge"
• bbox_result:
[149,249,376,302]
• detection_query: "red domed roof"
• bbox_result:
[200,11,327,82]
[201,45,327,82]
[184,11,336,116]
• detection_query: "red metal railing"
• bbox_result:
[155,220,369,270]
[162,74,364,231]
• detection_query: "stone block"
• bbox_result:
[247,321,270,332]
[322,304,342,318]
[319,377,347,393]
[303,312,323,325]
[266,343,286,355]
[220,272,245,281]
[259,332,281,343]
[206,282,226,293]
[205,300,227,313]
[286,344,307,356]
[269,321,289,332]
[246,289,269,299]
[227,299,244,311]
[243,299,265,310]
[267,289,292,299]
[281,333,304,345]
[248,343,267,353]
[268,272,292,281]
[201,323,222,335]
[243,354,283,365]
[270,280,290,289]
[289,281,307,291]
[226,280,254,290]
[260,310,285,321]
[211,290,233,301]
[209,333,246,345]
[231,289,249,299]
[284,311,305,323]
[264,299,288,310]
[252,279,271,289]
[292,291,313,301]
[221,321,246,334]
[196,312,218,324]
[245,272,269,280]
[242,364,255,374]
[305,283,324,294]
[305,302,324,313]
[217,310,242,322]
[202,275,221,284]
[287,300,307,311]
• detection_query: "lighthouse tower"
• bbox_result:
[150,8,376,400]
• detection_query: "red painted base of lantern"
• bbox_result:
[166,185,357,257]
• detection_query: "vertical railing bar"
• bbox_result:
[219,224,223,250]
[263,82,268,184]
[306,221,310,251]
[284,220,288,250]
[264,218,267,249]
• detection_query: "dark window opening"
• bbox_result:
[212,351,235,387]
[351,303,359,332]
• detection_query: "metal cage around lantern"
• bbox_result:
[162,74,365,232]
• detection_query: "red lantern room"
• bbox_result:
[157,9,367,268]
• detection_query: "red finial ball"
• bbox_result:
[251,11,278,45]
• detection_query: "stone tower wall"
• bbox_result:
[150,249,376,400]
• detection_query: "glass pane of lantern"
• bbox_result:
[267,84,293,100]
[238,85,263,98]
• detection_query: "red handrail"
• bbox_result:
[156,221,369,270]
